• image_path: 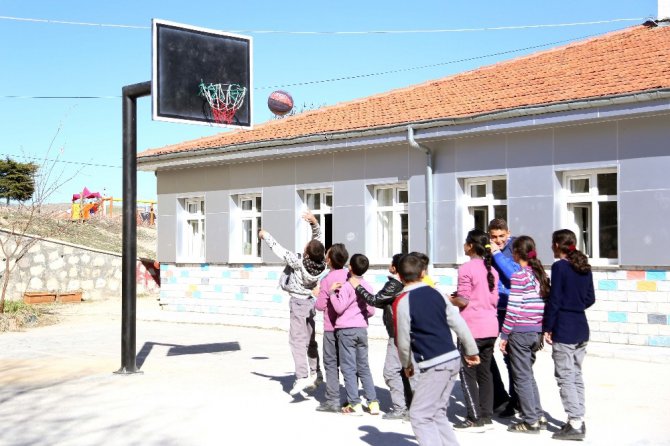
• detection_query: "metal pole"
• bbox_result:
[116,81,151,375]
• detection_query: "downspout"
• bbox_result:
[407,126,434,270]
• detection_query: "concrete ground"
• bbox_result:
[1,297,669,446]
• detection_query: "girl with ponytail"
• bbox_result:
[499,235,549,433]
[543,229,596,441]
[449,229,499,431]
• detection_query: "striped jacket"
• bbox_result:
[500,266,545,339]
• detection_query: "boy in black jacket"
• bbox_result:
[349,253,408,419]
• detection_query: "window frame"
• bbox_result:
[462,175,508,236]
[301,188,333,249]
[237,194,263,262]
[562,168,618,265]
[178,196,206,262]
[372,184,409,262]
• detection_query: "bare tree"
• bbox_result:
[0,126,80,313]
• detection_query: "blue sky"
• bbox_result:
[0,0,659,203]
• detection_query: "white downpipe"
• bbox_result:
[407,126,434,269]
[659,0,670,20]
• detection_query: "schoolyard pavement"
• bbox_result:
[0,297,669,446]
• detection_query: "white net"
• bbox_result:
[198,82,247,124]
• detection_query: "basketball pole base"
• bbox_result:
[114,367,144,375]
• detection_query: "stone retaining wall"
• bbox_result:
[0,230,159,301]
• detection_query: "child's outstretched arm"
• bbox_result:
[258,229,301,269]
[303,211,324,244]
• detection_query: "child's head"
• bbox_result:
[409,251,429,272]
[389,253,404,275]
[349,254,369,276]
[397,254,423,284]
[304,239,325,263]
[326,243,349,270]
[488,218,511,249]
[552,229,591,273]
[465,229,496,292]
[512,235,550,297]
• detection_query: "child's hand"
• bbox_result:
[302,211,317,225]
[348,276,360,288]
[311,286,320,297]
[258,229,268,239]
[544,332,553,345]
[404,364,414,378]
[499,339,508,355]
[464,354,480,367]
[330,282,343,292]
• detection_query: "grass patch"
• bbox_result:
[0,300,59,332]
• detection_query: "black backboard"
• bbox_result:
[152,19,253,128]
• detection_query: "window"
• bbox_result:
[374,185,408,259]
[239,195,262,259]
[303,189,333,249]
[180,197,205,261]
[563,170,618,262]
[463,177,507,233]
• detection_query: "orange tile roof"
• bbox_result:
[138,23,670,160]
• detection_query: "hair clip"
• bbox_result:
[568,244,576,251]
[484,244,491,249]
[527,250,537,259]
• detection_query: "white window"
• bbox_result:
[463,176,507,233]
[179,197,205,261]
[303,189,333,249]
[563,169,618,263]
[239,195,262,259]
[374,185,408,259]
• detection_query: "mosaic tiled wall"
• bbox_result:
[160,264,670,347]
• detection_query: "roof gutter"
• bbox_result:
[407,126,434,270]
[138,89,670,169]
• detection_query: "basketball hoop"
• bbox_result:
[198,82,247,125]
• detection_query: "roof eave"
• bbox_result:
[137,88,670,171]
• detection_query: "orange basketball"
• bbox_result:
[268,90,294,115]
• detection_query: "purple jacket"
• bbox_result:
[330,279,376,329]
[315,268,349,332]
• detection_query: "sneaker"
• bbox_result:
[382,408,407,420]
[367,401,380,415]
[289,377,314,395]
[498,404,518,418]
[507,421,541,434]
[342,403,364,416]
[311,371,324,387]
[453,418,487,433]
[539,415,548,430]
[552,422,585,441]
[315,402,340,413]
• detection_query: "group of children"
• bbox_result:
[259,212,595,444]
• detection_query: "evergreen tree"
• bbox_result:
[0,157,37,205]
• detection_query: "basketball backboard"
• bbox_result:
[152,19,253,128]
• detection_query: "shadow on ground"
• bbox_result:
[137,341,240,368]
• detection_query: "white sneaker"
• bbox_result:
[289,377,313,395]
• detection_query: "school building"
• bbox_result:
[137,21,670,347]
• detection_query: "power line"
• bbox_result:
[0,31,608,98]
[1,153,121,169]
[0,14,644,34]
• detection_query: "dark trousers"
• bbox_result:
[459,337,496,420]
[492,308,517,408]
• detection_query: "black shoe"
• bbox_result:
[498,404,517,418]
[481,416,493,425]
[382,408,407,420]
[454,418,487,433]
[508,421,541,434]
[552,422,585,441]
[315,402,340,413]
